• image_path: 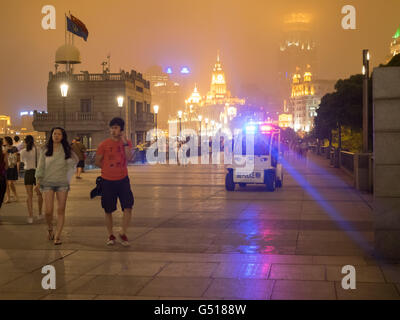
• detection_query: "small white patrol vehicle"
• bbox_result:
[225,122,283,192]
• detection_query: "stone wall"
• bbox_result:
[372,66,400,259]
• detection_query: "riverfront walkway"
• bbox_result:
[0,151,399,300]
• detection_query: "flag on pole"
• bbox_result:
[66,14,89,41]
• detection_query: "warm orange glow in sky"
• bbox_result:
[1,0,399,124]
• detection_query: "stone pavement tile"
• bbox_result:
[205,244,296,255]
[296,241,371,256]
[51,258,106,275]
[335,282,400,300]
[157,262,218,278]
[203,279,274,300]
[380,265,400,283]
[246,200,303,212]
[94,295,160,300]
[219,230,299,241]
[299,220,373,232]
[41,294,96,300]
[300,213,372,222]
[87,261,168,276]
[312,256,367,266]
[138,277,212,298]
[299,231,373,242]
[0,270,78,294]
[271,280,336,300]
[0,273,26,287]
[269,264,325,281]
[0,292,47,300]
[326,266,385,283]
[73,275,152,296]
[238,212,301,221]
[53,275,97,294]
[129,243,209,254]
[211,263,271,279]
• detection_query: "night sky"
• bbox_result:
[1,0,399,125]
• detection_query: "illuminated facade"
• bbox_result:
[0,115,11,135]
[278,12,318,109]
[279,113,293,129]
[174,52,245,136]
[289,69,335,132]
[145,65,182,129]
[390,26,400,58]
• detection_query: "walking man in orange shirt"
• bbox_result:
[95,118,134,246]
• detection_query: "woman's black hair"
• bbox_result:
[45,127,71,159]
[24,135,34,152]
[109,117,125,131]
[4,136,13,146]
[0,138,3,164]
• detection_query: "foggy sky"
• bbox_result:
[1,0,399,125]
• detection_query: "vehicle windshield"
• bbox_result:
[234,133,271,156]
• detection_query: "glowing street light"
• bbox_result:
[60,83,69,97]
[117,96,124,108]
[178,110,183,138]
[153,105,159,142]
[60,83,69,129]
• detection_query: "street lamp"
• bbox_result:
[117,96,124,118]
[362,49,370,153]
[205,118,209,137]
[153,105,159,142]
[60,83,69,130]
[178,110,183,139]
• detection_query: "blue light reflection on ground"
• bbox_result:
[281,156,373,255]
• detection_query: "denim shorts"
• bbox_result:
[40,185,70,193]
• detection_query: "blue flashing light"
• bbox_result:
[180,67,190,74]
[166,67,173,74]
[246,125,256,133]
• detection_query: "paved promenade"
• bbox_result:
[0,152,399,300]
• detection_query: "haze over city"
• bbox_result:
[1,0,399,123]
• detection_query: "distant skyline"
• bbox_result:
[1,0,399,125]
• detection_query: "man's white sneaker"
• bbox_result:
[107,235,116,246]
[119,234,130,247]
[27,217,34,224]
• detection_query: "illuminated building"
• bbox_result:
[289,68,335,132]
[33,44,154,148]
[278,12,318,109]
[145,65,182,130]
[20,111,35,131]
[279,114,293,128]
[390,26,400,59]
[0,115,11,135]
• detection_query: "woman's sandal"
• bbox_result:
[54,239,62,246]
[48,229,54,241]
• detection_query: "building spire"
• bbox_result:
[217,50,220,63]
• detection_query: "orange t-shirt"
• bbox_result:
[96,138,132,181]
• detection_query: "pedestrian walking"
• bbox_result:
[35,127,78,245]
[0,138,8,217]
[95,117,134,246]
[71,137,87,179]
[13,136,24,151]
[4,136,19,203]
[20,135,43,224]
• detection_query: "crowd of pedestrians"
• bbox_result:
[0,117,135,247]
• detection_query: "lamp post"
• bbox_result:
[205,118,209,137]
[117,96,124,119]
[153,105,159,142]
[60,83,69,130]
[198,115,202,136]
[362,49,370,153]
[178,110,183,140]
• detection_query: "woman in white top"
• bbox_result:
[20,135,43,224]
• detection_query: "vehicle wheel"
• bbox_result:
[225,171,235,191]
[265,171,276,192]
[239,183,247,188]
